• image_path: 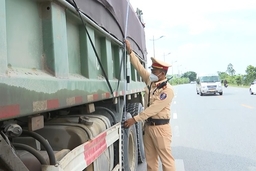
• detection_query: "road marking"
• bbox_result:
[173,112,177,119]
[175,159,185,171]
[241,104,254,109]
[174,125,180,137]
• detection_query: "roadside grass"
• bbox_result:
[228,84,250,88]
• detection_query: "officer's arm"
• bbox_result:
[129,51,150,83]
[133,88,174,122]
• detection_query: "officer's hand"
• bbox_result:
[124,118,136,128]
[125,40,132,54]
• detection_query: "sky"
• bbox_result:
[129,0,256,75]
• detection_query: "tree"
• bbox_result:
[234,75,242,86]
[218,71,229,80]
[182,71,197,81]
[245,65,256,84]
[226,63,236,76]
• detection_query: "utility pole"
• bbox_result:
[151,35,164,57]
[163,52,171,61]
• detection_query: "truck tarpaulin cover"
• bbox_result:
[67,0,147,61]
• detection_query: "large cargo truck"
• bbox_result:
[0,0,147,170]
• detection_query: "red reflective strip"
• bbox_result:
[75,96,83,104]
[106,92,111,98]
[47,99,59,109]
[84,132,107,166]
[0,104,20,119]
[93,94,98,101]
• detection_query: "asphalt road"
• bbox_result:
[137,84,256,171]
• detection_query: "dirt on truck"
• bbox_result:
[0,0,147,171]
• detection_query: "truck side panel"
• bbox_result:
[0,0,145,121]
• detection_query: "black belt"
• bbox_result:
[146,118,169,126]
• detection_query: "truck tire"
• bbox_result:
[122,112,138,171]
[126,103,145,163]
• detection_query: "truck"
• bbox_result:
[0,0,147,170]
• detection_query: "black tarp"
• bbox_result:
[67,0,147,61]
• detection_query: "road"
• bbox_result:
[137,84,256,171]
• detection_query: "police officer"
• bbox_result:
[124,40,176,171]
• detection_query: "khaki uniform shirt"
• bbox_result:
[129,52,174,122]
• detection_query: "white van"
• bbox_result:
[196,73,223,96]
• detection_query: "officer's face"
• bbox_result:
[151,68,161,74]
[151,68,164,78]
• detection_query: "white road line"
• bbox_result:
[173,112,177,119]
[175,159,185,171]
[174,125,180,137]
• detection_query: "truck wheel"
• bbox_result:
[122,112,138,171]
[126,103,145,163]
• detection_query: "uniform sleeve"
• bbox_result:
[129,51,150,83]
[133,88,174,122]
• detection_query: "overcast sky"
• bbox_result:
[129,0,256,75]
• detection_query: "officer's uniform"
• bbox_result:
[129,51,176,171]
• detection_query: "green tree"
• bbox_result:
[182,71,197,81]
[234,75,243,86]
[245,65,256,84]
[217,71,229,82]
[226,63,236,76]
